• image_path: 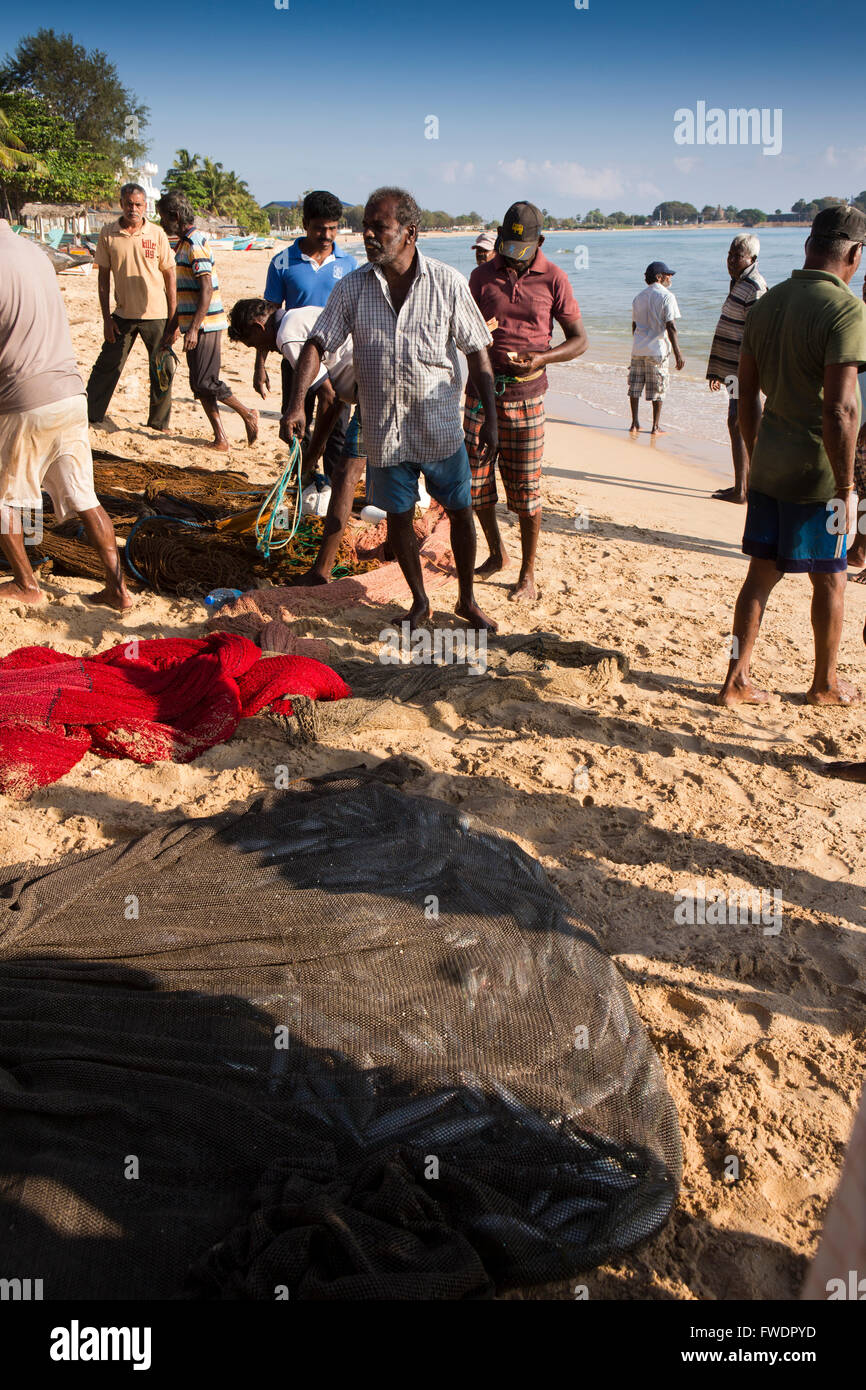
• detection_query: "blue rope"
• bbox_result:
[255,436,303,561]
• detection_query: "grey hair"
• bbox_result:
[730,233,759,259]
[366,186,422,232]
[119,183,146,201]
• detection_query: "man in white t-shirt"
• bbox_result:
[228,298,363,584]
[628,260,684,434]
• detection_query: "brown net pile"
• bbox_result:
[27,454,381,596]
[0,762,680,1300]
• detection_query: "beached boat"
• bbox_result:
[233,236,255,251]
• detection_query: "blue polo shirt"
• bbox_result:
[264,238,357,310]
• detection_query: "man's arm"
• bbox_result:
[737,350,762,456]
[254,297,282,399]
[666,322,684,370]
[303,378,342,470]
[282,339,325,443]
[97,267,116,344]
[466,347,498,463]
[823,361,861,533]
[184,274,213,351]
[162,267,177,345]
[514,317,587,372]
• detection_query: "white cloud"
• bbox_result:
[495,158,624,199]
[440,161,475,185]
[822,143,866,172]
[673,157,701,175]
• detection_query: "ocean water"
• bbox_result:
[420,229,866,447]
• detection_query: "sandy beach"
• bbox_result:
[3,246,864,1301]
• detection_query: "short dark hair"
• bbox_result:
[227,298,273,342]
[156,191,195,227]
[645,267,659,284]
[302,190,343,224]
[119,183,146,202]
[366,186,421,232]
[806,232,859,261]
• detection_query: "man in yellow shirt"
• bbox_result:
[87,184,177,431]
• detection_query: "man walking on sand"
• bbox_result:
[628,261,684,435]
[0,220,131,610]
[718,205,866,708]
[87,183,177,432]
[465,202,587,602]
[228,297,362,584]
[155,193,258,452]
[706,234,768,504]
[285,186,499,630]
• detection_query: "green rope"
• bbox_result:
[255,436,303,561]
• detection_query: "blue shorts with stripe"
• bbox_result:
[742,489,847,573]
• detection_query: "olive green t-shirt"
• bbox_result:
[741,269,866,502]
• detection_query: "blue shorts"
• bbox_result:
[367,444,472,514]
[742,489,847,573]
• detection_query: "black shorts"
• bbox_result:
[186,330,231,402]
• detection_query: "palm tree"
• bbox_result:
[0,105,47,220]
[173,148,201,173]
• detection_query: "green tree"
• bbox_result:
[852,191,866,214]
[163,149,208,208]
[738,208,767,226]
[0,28,147,179]
[652,201,699,223]
[0,92,108,217]
[700,204,718,220]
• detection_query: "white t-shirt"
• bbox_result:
[275,305,356,402]
[631,283,680,360]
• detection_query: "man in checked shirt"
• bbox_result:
[284,186,500,632]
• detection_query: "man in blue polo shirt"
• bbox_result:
[255,189,356,474]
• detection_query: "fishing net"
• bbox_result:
[268,634,630,744]
[28,453,381,595]
[0,761,680,1300]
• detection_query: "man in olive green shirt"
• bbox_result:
[719,205,866,708]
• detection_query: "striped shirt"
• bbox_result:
[310,249,491,467]
[174,229,227,334]
[706,261,768,383]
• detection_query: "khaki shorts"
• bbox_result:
[0,394,99,523]
[628,356,669,402]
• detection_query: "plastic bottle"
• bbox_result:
[204,588,244,612]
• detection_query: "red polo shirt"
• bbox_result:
[468,250,581,401]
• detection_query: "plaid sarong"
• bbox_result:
[464,394,544,516]
[628,355,669,401]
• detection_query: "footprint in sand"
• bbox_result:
[666,989,708,1020]
[735,999,773,1031]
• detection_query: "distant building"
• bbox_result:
[18,203,91,238]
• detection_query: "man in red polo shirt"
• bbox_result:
[465,201,587,600]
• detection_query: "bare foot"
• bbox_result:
[717,677,771,707]
[650,426,667,436]
[399,597,431,631]
[85,584,133,612]
[244,410,259,445]
[206,439,231,452]
[508,574,537,602]
[806,680,862,706]
[712,487,747,504]
[0,580,46,606]
[475,550,507,577]
[849,569,866,585]
[628,424,640,435]
[825,759,866,782]
[291,569,328,587]
[455,598,498,632]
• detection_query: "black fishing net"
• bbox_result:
[0,762,681,1300]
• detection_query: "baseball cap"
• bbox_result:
[498,202,543,261]
[646,260,675,279]
[810,204,866,244]
[472,231,496,252]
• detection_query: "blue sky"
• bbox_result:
[2,1,864,216]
